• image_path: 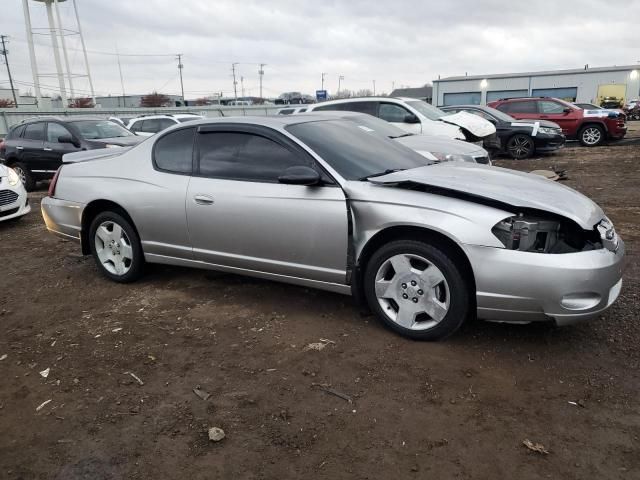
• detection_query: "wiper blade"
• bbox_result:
[390,133,414,138]
[359,169,406,181]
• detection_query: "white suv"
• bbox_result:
[306,97,495,141]
[127,114,204,137]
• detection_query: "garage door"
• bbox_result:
[532,87,578,101]
[443,92,481,106]
[486,89,528,102]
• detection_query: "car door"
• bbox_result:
[19,122,46,169]
[378,102,422,134]
[186,124,349,284]
[42,122,80,171]
[537,100,577,134]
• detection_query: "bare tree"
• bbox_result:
[0,99,16,108]
[355,89,373,97]
[140,92,171,107]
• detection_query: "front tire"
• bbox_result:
[11,163,35,191]
[506,134,534,159]
[89,211,144,283]
[363,240,471,340]
[579,124,605,146]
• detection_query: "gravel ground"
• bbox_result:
[0,130,639,479]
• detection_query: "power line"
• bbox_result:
[0,34,18,105]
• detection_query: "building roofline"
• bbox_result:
[433,64,639,83]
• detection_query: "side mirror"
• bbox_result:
[58,134,80,148]
[562,108,572,114]
[404,113,420,124]
[278,166,321,186]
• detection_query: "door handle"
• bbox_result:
[16,146,23,150]
[194,194,214,205]
[43,147,53,151]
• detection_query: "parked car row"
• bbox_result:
[488,96,627,147]
[38,113,624,341]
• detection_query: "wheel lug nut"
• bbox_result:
[418,289,424,295]
[411,280,417,286]
[412,298,418,303]
[402,293,408,299]
[401,283,407,289]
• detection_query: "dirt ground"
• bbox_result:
[1,130,639,479]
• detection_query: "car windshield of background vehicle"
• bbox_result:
[481,106,514,123]
[406,100,446,120]
[287,119,432,180]
[72,120,135,139]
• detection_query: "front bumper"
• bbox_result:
[0,186,31,222]
[534,133,566,152]
[465,241,625,325]
[41,196,84,241]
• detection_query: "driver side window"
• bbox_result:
[379,103,411,123]
[197,132,315,183]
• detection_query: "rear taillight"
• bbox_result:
[48,167,61,197]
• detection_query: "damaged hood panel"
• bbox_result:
[439,111,496,138]
[368,163,604,229]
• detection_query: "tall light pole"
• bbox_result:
[258,63,265,100]
[240,76,245,98]
[176,53,184,105]
[321,72,326,90]
[231,63,238,101]
[338,75,344,96]
[372,80,376,96]
[0,35,18,106]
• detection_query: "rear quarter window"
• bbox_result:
[153,127,195,174]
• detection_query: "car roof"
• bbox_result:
[168,113,350,129]
[19,115,110,124]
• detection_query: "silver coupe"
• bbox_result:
[41,115,624,340]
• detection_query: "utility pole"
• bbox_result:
[0,35,18,106]
[321,72,326,90]
[258,63,265,100]
[240,76,245,98]
[177,53,184,105]
[338,75,344,96]
[372,80,376,96]
[231,63,238,102]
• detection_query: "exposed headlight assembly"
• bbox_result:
[492,214,605,253]
[426,151,476,163]
[104,144,121,148]
[538,126,558,135]
[7,167,20,187]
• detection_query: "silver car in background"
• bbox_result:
[41,115,624,340]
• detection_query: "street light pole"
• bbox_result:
[321,72,326,90]
[372,79,376,96]
[231,63,238,102]
[338,75,344,96]
[258,63,265,100]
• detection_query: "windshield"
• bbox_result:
[72,120,135,139]
[287,119,431,180]
[344,114,409,138]
[406,100,446,120]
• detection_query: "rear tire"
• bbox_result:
[11,163,35,191]
[363,239,471,340]
[578,124,605,147]
[506,134,534,159]
[89,211,144,283]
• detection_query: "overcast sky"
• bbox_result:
[1,0,639,100]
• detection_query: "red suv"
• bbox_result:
[488,97,627,146]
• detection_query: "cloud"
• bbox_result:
[1,0,638,100]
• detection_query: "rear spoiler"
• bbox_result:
[62,147,132,164]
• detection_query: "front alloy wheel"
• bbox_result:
[506,134,534,159]
[364,240,471,340]
[579,125,604,146]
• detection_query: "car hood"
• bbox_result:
[395,135,486,155]
[439,111,496,138]
[368,162,603,229]
[87,136,144,147]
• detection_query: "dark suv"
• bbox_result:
[0,117,143,191]
[488,97,627,146]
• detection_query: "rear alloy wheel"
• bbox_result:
[11,163,35,191]
[579,125,604,147]
[506,134,534,159]
[364,240,471,340]
[89,211,143,283]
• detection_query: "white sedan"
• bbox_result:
[0,164,30,222]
